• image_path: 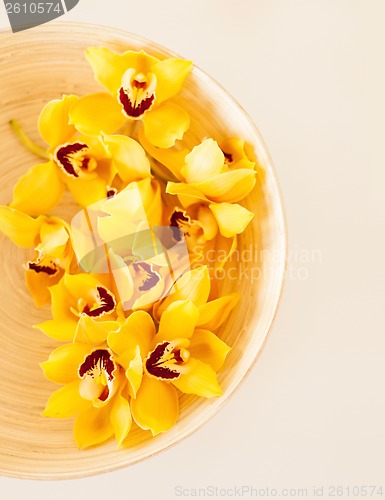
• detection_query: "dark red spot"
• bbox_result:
[170,209,190,242]
[118,87,155,118]
[55,142,89,178]
[146,342,181,380]
[133,80,147,89]
[107,188,117,198]
[83,286,116,317]
[133,262,160,292]
[28,261,58,276]
[223,151,233,163]
[79,349,115,381]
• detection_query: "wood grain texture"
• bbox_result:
[0,22,286,479]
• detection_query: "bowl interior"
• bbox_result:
[0,22,286,479]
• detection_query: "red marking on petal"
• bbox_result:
[118,87,155,119]
[145,342,183,380]
[83,286,116,318]
[133,262,160,292]
[28,260,59,276]
[79,349,115,381]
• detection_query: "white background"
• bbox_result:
[1,1,384,498]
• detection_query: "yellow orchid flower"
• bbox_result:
[166,138,257,206]
[10,95,114,214]
[0,206,75,306]
[106,301,230,436]
[10,96,154,215]
[36,273,117,341]
[69,47,192,148]
[41,319,131,448]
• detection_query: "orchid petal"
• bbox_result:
[69,92,126,136]
[188,329,231,371]
[139,128,188,180]
[0,206,42,247]
[10,161,64,216]
[42,380,91,418]
[85,47,132,94]
[110,392,132,448]
[209,202,254,238]
[103,134,151,183]
[142,102,189,148]
[26,266,63,307]
[181,139,224,183]
[66,176,108,207]
[194,169,256,203]
[38,95,79,149]
[157,300,199,341]
[74,316,119,346]
[131,375,179,435]
[152,58,192,104]
[197,293,240,330]
[172,359,222,398]
[40,343,91,384]
[154,266,210,318]
[35,319,78,341]
[107,310,155,358]
[74,404,114,448]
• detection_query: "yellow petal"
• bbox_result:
[107,310,155,358]
[10,161,64,216]
[209,202,254,238]
[0,206,42,247]
[63,273,101,302]
[172,359,222,398]
[194,169,256,203]
[110,392,132,447]
[131,375,179,435]
[152,58,192,104]
[40,343,91,384]
[69,92,126,136]
[38,95,79,149]
[197,293,240,330]
[103,134,151,183]
[42,380,91,418]
[197,205,218,241]
[157,300,199,341]
[137,178,163,227]
[188,329,231,371]
[124,346,143,399]
[220,137,255,170]
[139,128,188,180]
[166,181,209,206]
[154,265,210,318]
[66,176,108,207]
[26,267,63,307]
[85,47,131,94]
[142,102,189,148]
[35,319,78,341]
[39,218,69,256]
[74,316,119,346]
[181,139,224,183]
[74,404,114,448]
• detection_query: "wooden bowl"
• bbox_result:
[0,22,286,479]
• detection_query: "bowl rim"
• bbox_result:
[0,20,288,480]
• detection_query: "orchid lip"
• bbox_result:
[145,339,190,381]
[118,69,157,119]
[27,259,59,276]
[132,261,161,292]
[170,208,191,242]
[82,286,116,318]
[78,348,117,403]
[54,142,97,178]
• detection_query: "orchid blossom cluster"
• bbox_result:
[0,47,257,448]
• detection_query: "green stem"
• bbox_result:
[9,120,50,160]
